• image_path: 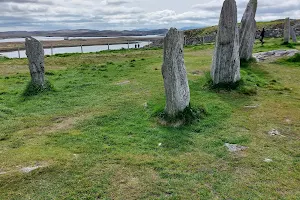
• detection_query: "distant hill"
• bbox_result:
[184,19,300,38]
[0,29,168,39]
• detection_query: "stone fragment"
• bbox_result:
[20,166,40,173]
[25,37,45,87]
[225,143,248,152]
[284,18,290,43]
[253,49,299,62]
[290,27,297,43]
[116,80,130,85]
[211,0,240,85]
[162,28,190,117]
[264,158,273,163]
[239,0,257,60]
[244,104,259,109]
[268,129,281,136]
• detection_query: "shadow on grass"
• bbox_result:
[22,80,55,97]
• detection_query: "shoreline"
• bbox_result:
[0,36,163,53]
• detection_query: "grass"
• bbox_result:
[22,80,55,96]
[0,37,299,199]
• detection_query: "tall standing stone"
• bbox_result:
[239,0,257,60]
[211,0,240,85]
[284,18,290,43]
[162,28,190,117]
[290,27,297,43]
[25,37,45,87]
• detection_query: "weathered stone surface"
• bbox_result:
[239,0,257,60]
[253,49,299,62]
[25,37,45,86]
[225,143,248,152]
[162,28,190,117]
[284,18,290,43]
[211,0,240,85]
[290,27,297,43]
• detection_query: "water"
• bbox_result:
[0,35,161,43]
[0,41,150,58]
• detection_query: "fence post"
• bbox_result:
[81,45,83,53]
[108,44,110,50]
[128,41,129,49]
[51,45,53,55]
[18,48,20,58]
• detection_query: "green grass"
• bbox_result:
[0,37,299,199]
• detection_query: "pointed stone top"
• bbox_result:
[218,0,238,44]
[25,36,39,42]
[248,0,257,14]
[166,27,182,37]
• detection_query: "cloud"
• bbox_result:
[105,0,132,5]
[0,0,53,4]
[0,0,299,31]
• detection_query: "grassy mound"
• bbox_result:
[285,53,300,62]
[155,105,207,126]
[23,80,55,96]
[205,67,267,95]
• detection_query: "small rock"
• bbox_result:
[143,102,148,109]
[0,171,7,175]
[116,80,130,85]
[268,129,281,136]
[264,158,273,163]
[244,104,259,109]
[20,163,47,173]
[20,166,41,173]
[285,118,292,124]
[73,154,79,159]
[190,70,203,76]
[225,143,248,152]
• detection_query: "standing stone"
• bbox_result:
[290,27,297,43]
[162,28,190,117]
[239,0,257,60]
[284,18,290,43]
[211,0,240,85]
[25,37,45,87]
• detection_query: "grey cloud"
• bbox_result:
[0,0,53,4]
[106,0,132,5]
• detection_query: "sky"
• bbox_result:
[0,0,299,31]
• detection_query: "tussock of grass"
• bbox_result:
[285,53,300,63]
[45,71,55,76]
[23,80,55,96]
[0,56,10,61]
[205,68,267,95]
[275,53,300,67]
[155,105,207,126]
[240,57,257,68]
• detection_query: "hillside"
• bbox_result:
[184,19,300,38]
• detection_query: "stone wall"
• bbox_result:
[256,28,300,38]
